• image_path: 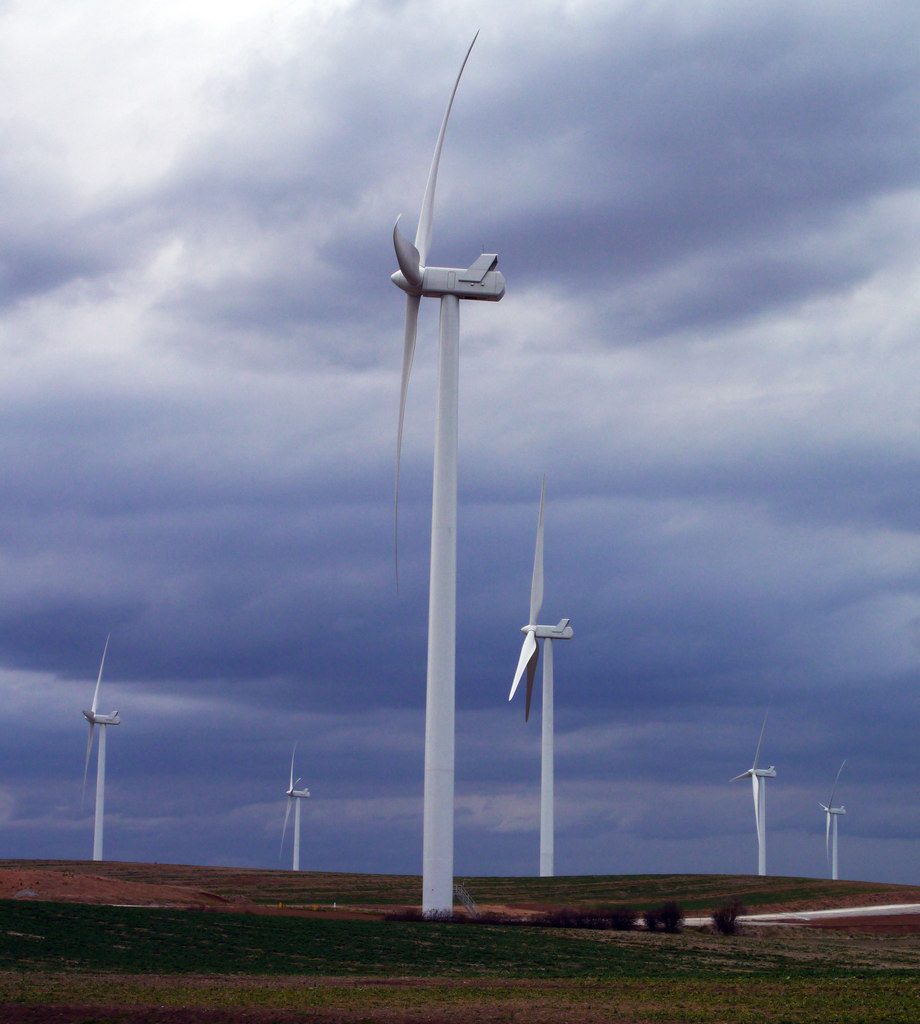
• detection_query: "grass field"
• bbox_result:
[3,863,920,1022]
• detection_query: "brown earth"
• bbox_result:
[0,866,385,919]
[5,860,920,931]
[0,866,236,909]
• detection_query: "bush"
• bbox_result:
[541,906,636,930]
[659,900,684,934]
[383,908,454,922]
[383,908,424,921]
[610,907,639,931]
[646,902,683,933]
[712,900,746,935]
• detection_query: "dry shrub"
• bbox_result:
[712,900,746,935]
[645,902,684,933]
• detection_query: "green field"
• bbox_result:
[3,864,920,1022]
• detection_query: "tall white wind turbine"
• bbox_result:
[819,759,846,881]
[81,635,121,862]
[731,712,775,876]
[281,743,311,872]
[391,32,505,916]
[508,478,573,877]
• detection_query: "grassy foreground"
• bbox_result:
[3,898,920,1022]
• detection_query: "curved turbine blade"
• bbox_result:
[91,634,110,715]
[827,758,846,808]
[825,808,831,862]
[82,722,95,808]
[414,31,479,265]
[510,631,538,701]
[393,219,422,289]
[394,292,421,585]
[289,743,298,791]
[752,709,768,771]
[281,797,293,857]
[529,476,545,627]
[523,641,540,722]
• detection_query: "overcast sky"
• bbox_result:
[3,0,920,887]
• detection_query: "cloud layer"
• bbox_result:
[2,0,920,884]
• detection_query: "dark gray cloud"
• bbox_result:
[0,0,918,886]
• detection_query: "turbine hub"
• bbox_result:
[391,269,415,293]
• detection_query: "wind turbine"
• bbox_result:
[508,477,573,877]
[281,744,311,872]
[81,635,121,862]
[819,759,846,881]
[391,32,505,916]
[731,712,775,876]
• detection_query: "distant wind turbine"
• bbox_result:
[731,711,775,876]
[81,635,121,862]
[508,478,573,877]
[819,760,846,881]
[281,744,311,872]
[391,32,505,916]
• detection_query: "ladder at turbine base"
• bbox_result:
[452,883,481,920]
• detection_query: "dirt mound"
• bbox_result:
[0,867,238,909]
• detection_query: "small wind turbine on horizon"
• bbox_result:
[508,477,573,877]
[819,759,846,881]
[391,32,505,917]
[281,744,311,872]
[81,635,121,862]
[731,711,775,876]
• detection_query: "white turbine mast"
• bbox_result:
[508,477,573,877]
[731,711,775,876]
[391,31,505,917]
[81,634,121,861]
[819,759,846,881]
[281,743,311,872]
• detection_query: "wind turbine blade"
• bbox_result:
[752,709,768,771]
[828,758,846,808]
[394,292,421,585]
[529,476,545,627]
[393,218,422,289]
[414,31,479,266]
[751,773,760,836]
[289,743,298,791]
[523,642,540,723]
[280,797,293,857]
[91,634,110,715]
[82,722,95,808]
[825,809,831,862]
[509,631,537,701]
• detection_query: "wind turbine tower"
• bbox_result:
[391,33,505,916]
[281,744,311,872]
[81,635,121,862]
[819,760,846,881]
[508,478,573,876]
[731,712,775,876]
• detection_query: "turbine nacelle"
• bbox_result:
[731,766,776,782]
[390,259,505,301]
[83,709,121,726]
[528,618,574,640]
[820,803,846,815]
